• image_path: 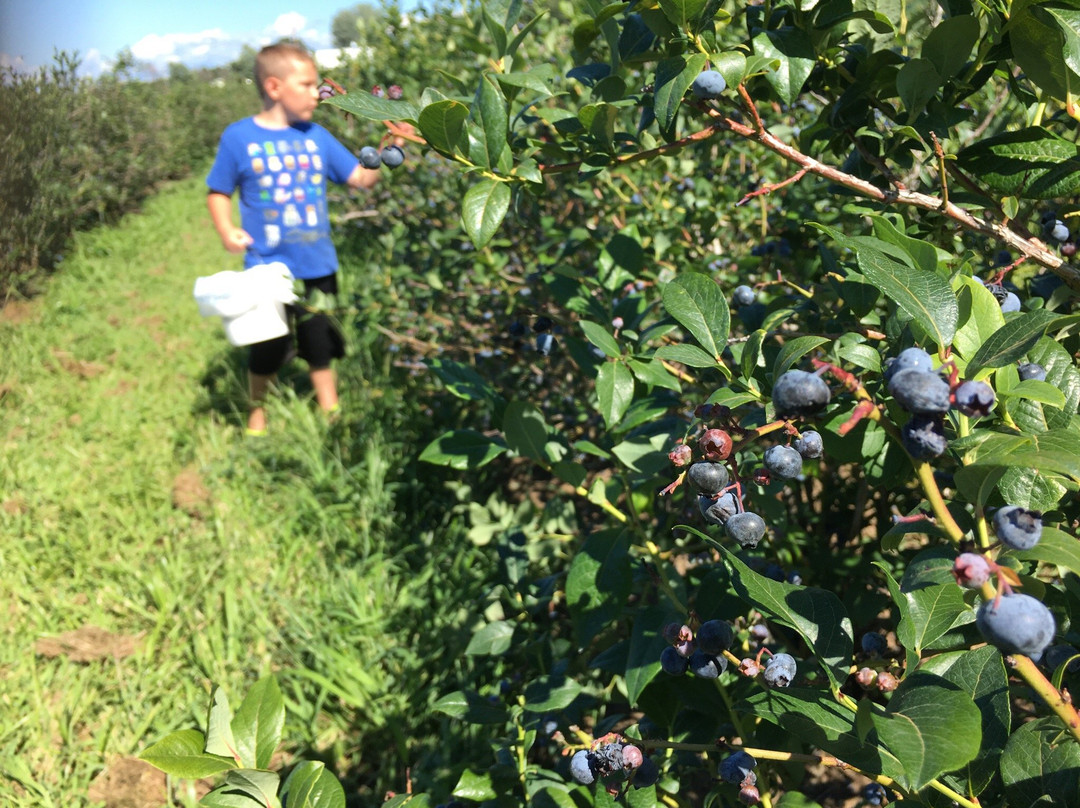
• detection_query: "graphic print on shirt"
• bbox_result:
[246,129,326,248]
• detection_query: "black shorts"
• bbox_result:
[248,274,345,375]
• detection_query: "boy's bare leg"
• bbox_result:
[248,372,275,432]
[310,367,339,412]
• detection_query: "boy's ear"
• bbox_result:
[263,75,283,99]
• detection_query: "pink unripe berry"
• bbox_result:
[669,444,692,467]
[855,667,877,687]
[739,785,761,805]
[699,428,733,461]
[953,553,991,588]
[612,316,624,329]
[739,657,761,677]
[876,671,898,692]
[388,84,403,99]
[622,745,643,769]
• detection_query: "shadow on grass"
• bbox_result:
[192,344,315,427]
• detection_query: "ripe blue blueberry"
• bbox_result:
[952,380,995,418]
[633,756,659,787]
[883,347,933,384]
[691,69,727,99]
[786,570,803,585]
[725,511,767,548]
[733,285,756,307]
[689,650,726,679]
[700,492,740,526]
[862,783,887,806]
[359,146,382,169]
[380,145,405,167]
[976,592,1056,661]
[697,620,734,655]
[763,445,803,480]
[860,632,887,656]
[993,505,1042,550]
[772,370,831,418]
[660,645,689,674]
[570,750,595,784]
[1018,362,1048,382]
[1000,291,1021,312]
[794,430,823,459]
[901,414,948,459]
[688,461,730,496]
[763,653,797,686]
[536,333,555,355]
[1051,220,1070,242]
[719,751,757,786]
[888,369,951,415]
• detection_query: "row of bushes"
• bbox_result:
[0,52,256,297]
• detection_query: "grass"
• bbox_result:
[0,175,470,806]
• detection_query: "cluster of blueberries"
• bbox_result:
[359,144,406,169]
[1041,211,1076,257]
[659,617,799,690]
[568,735,658,790]
[508,315,556,355]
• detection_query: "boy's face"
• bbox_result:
[265,58,319,122]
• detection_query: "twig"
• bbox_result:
[736,168,808,206]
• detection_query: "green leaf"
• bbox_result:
[200,789,265,808]
[469,74,508,169]
[965,310,1058,379]
[523,675,582,712]
[465,621,515,656]
[869,215,938,275]
[427,357,502,405]
[877,564,971,672]
[998,466,1069,512]
[712,50,747,92]
[1008,527,1080,578]
[580,320,622,357]
[202,770,281,808]
[140,730,236,779]
[567,529,632,646]
[953,278,1006,362]
[502,400,548,462]
[1040,3,1080,78]
[611,433,670,474]
[417,100,469,157]
[419,430,507,469]
[494,65,557,97]
[956,126,1080,199]
[1011,0,1078,101]
[231,675,284,771]
[596,361,635,428]
[281,761,346,808]
[773,336,830,379]
[653,54,707,134]
[482,4,508,56]
[653,344,724,369]
[1008,336,1080,432]
[872,673,981,791]
[433,691,508,724]
[811,224,957,349]
[322,93,418,123]
[922,15,980,80]
[661,272,730,362]
[1006,379,1067,408]
[741,329,767,379]
[453,770,498,802]
[896,58,941,122]
[625,604,674,705]
[657,0,709,29]
[918,646,1010,795]
[721,546,854,689]
[205,686,239,763]
[627,359,681,392]
[753,28,815,105]
[461,180,511,249]
[1000,717,1080,807]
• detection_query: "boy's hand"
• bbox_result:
[221,227,253,254]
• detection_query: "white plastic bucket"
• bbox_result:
[221,299,290,346]
[193,262,296,346]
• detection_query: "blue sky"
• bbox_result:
[0,0,421,77]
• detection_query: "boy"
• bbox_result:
[206,42,379,435]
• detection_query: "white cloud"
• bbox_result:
[130,28,229,62]
[77,48,113,78]
[0,52,28,72]
[269,12,307,38]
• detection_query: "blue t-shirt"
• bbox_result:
[206,118,358,279]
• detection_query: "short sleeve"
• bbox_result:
[206,129,240,195]
[320,127,360,185]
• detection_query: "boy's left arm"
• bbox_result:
[346,166,381,191]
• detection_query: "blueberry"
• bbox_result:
[793,430,823,459]
[786,570,803,585]
[592,741,626,776]
[771,370,831,418]
[725,511,767,548]
[688,461,730,496]
[696,619,734,655]
[901,414,948,459]
[883,347,933,384]
[733,285,756,307]
[764,563,785,581]
[982,281,1010,305]
[689,650,726,678]
[533,316,554,333]
[536,333,555,355]
[763,653,796,687]
[570,750,595,784]
[359,146,382,168]
[1018,362,1048,382]
[1051,220,1070,242]
[633,756,659,787]
[380,145,405,167]
[763,445,803,480]
[691,69,727,99]
[622,745,643,769]
[860,632,887,656]
[631,193,642,204]
[719,751,757,786]
[953,553,991,588]
[1000,291,1022,312]
[660,645,689,674]
[976,593,1056,661]
[861,783,887,806]
[888,369,951,415]
[1042,644,1080,674]
[699,492,740,525]
[699,428,733,461]
[952,380,995,418]
[993,505,1042,550]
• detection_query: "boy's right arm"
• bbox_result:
[207,192,253,254]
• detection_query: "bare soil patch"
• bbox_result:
[50,349,108,378]
[2,298,38,325]
[87,757,166,808]
[172,465,211,517]
[35,625,143,662]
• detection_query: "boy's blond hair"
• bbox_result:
[254,42,315,102]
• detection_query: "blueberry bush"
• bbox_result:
[144,0,1080,805]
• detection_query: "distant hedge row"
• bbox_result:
[0,53,257,297]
